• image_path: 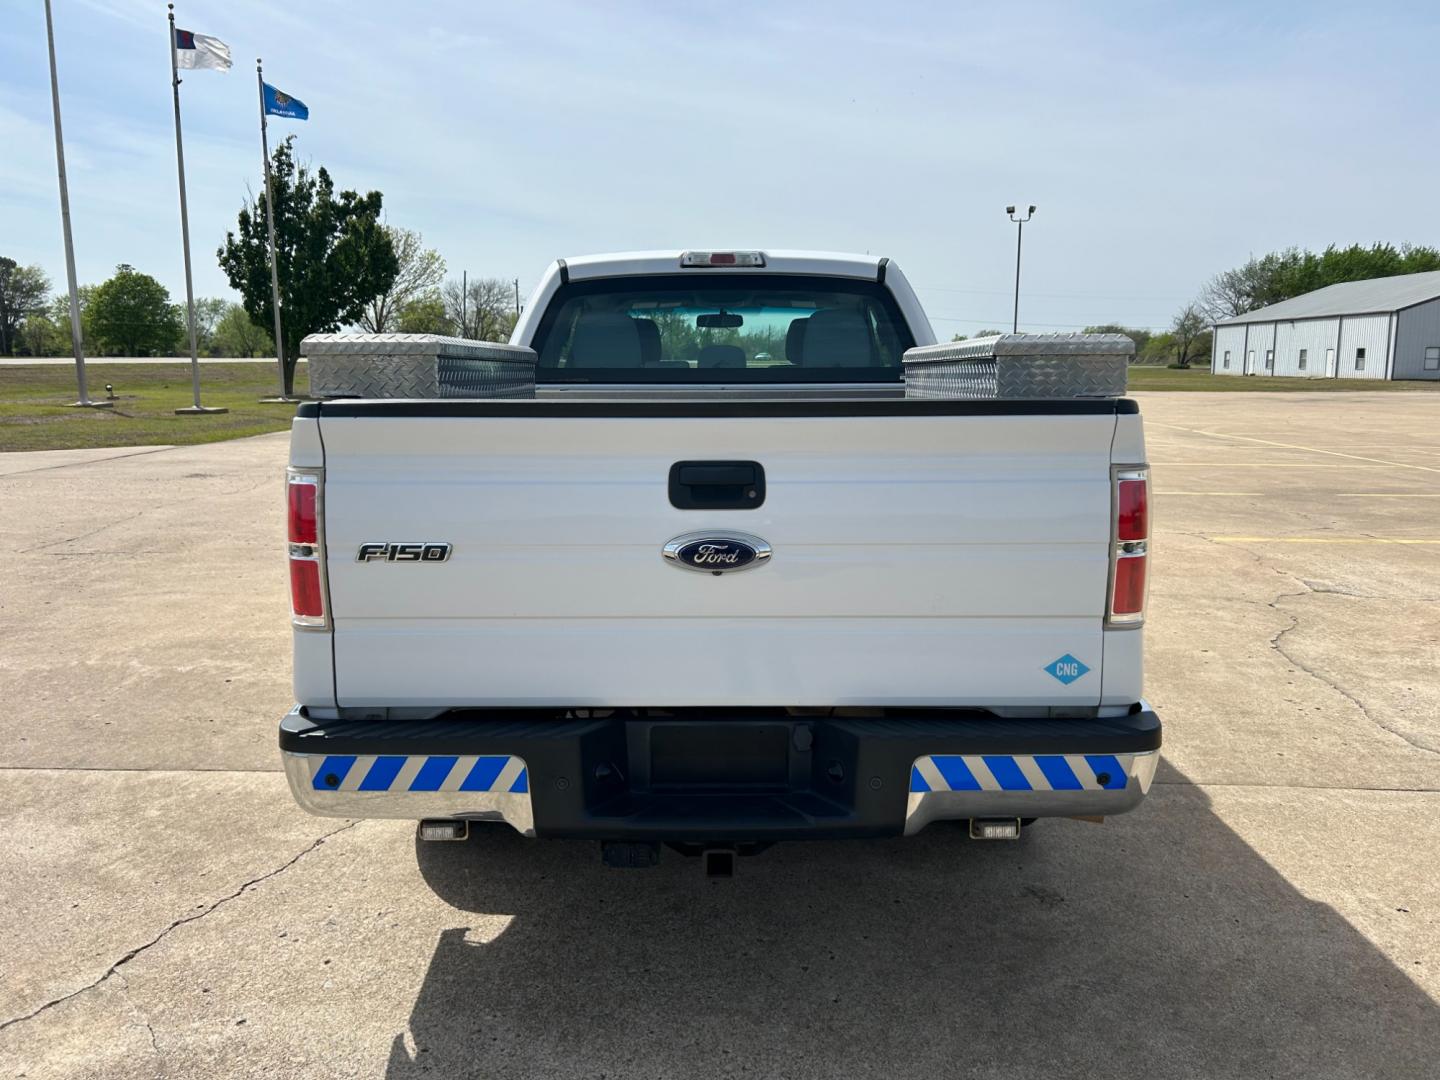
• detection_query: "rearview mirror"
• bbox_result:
[697,311,743,329]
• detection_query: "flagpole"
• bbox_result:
[169,5,225,415]
[256,58,290,400]
[43,0,108,409]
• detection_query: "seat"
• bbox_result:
[569,312,644,368]
[697,344,746,369]
[800,309,874,367]
[785,317,809,364]
[633,318,663,365]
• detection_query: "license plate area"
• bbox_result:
[632,721,796,792]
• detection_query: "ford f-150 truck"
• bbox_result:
[280,250,1159,872]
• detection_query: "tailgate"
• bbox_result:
[316,401,1120,708]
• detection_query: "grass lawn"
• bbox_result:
[1127,365,1440,391]
[0,363,308,452]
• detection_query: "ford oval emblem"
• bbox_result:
[663,531,772,574]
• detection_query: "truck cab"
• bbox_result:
[280,250,1159,867]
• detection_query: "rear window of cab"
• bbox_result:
[531,274,914,383]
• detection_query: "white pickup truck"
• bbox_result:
[279,250,1159,872]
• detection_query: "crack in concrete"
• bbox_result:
[18,511,148,554]
[1268,588,1440,758]
[0,445,181,479]
[0,821,357,1034]
[1178,527,1440,759]
[14,476,273,556]
[115,972,161,1058]
[1300,579,1440,602]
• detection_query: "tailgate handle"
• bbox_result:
[669,460,765,510]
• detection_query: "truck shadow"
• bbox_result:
[388,778,1436,1079]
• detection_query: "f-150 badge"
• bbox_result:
[663,532,771,575]
[357,542,452,562]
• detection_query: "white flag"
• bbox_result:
[174,28,232,71]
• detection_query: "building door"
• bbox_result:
[1245,350,1256,374]
[1324,348,1336,377]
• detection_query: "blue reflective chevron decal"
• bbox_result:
[305,754,529,795]
[911,753,1134,793]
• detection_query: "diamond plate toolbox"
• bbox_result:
[303,333,539,399]
[902,333,1133,399]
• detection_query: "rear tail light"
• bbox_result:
[287,468,328,628]
[1108,466,1149,626]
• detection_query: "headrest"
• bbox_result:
[801,308,873,367]
[785,317,809,364]
[570,312,643,368]
[632,317,662,365]
[697,344,746,369]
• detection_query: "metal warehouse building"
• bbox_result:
[1212,271,1440,380]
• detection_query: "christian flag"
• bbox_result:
[174,28,232,71]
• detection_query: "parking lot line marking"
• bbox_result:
[1147,423,1440,476]
[1155,491,1262,496]
[1151,463,1395,468]
[1334,493,1440,498]
[1211,537,1440,544]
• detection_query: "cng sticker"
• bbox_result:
[1044,654,1090,685]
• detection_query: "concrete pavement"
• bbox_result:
[0,392,1437,1078]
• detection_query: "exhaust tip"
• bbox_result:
[968,818,1022,841]
[702,848,737,879]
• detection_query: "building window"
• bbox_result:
[1356,347,1366,371]
[1298,348,1308,371]
[1223,350,1231,369]
[1265,349,1274,369]
[1425,346,1440,371]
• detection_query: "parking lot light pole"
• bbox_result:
[45,0,110,410]
[1007,204,1036,334]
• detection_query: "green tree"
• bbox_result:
[1199,243,1440,320]
[360,227,446,332]
[1083,323,1152,356]
[218,137,398,395]
[211,301,274,357]
[395,293,451,334]
[0,258,52,356]
[190,296,230,355]
[87,264,184,356]
[1168,304,1209,368]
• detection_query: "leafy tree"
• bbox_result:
[1083,323,1152,356]
[1199,243,1440,320]
[442,276,516,342]
[218,136,398,395]
[360,227,445,332]
[87,264,184,356]
[1168,304,1209,368]
[190,297,230,355]
[211,301,274,357]
[395,293,451,334]
[0,258,52,356]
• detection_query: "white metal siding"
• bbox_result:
[1271,318,1340,378]
[1213,325,1247,375]
[1337,314,1390,380]
[1237,323,1278,375]
[1394,298,1440,380]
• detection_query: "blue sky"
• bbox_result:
[3,0,1438,333]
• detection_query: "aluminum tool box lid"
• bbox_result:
[902,333,1132,399]
[302,333,538,399]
